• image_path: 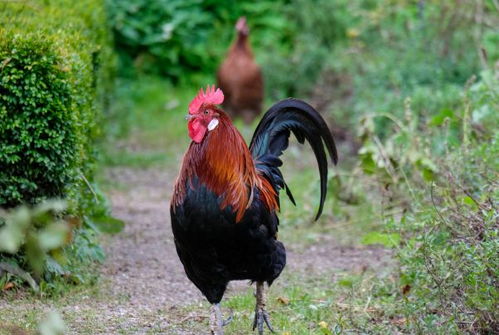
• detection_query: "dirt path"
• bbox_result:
[92,165,392,334]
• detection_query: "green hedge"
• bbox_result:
[0,0,115,208]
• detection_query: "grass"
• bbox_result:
[0,278,110,334]
[173,269,404,335]
[4,270,403,334]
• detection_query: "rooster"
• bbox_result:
[171,86,337,334]
[217,17,263,124]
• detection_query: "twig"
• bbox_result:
[372,136,397,182]
[430,182,449,226]
[80,172,99,202]
[178,314,209,323]
[363,296,372,314]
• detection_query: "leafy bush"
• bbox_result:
[323,0,497,127]
[0,200,70,289]
[359,69,498,333]
[0,194,123,292]
[397,141,498,333]
[262,0,354,99]
[107,0,496,107]
[0,0,120,289]
[106,0,350,95]
[0,0,114,207]
[329,2,498,332]
[108,0,238,78]
[0,34,79,207]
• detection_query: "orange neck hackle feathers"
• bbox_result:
[173,87,278,222]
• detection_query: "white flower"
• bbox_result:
[161,23,175,41]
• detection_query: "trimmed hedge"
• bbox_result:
[0,0,115,207]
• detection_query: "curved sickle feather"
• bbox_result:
[249,98,338,220]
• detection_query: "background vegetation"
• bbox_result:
[105,0,498,333]
[1,0,497,333]
[0,0,121,293]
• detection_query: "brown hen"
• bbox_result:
[217,17,263,124]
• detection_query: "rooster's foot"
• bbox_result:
[252,307,275,334]
[252,281,275,334]
[210,304,232,335]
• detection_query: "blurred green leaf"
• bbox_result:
[416,157,438,182]
[39,311,66,335]
[33,200,67,218]
[460,196,479,211]
[429,108,455,127]
[38,222,70,250]
[89,215,124,234]
[337,278,354,288]
[0,206,30,253]
[361,232,400,248]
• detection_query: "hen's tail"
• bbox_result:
[249,98,338,220]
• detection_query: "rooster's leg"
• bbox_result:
[252,281,275,334]
[210,303,233,335]
[210,303,223,335]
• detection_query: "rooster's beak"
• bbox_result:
[185,114,194,121]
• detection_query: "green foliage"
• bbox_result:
[0,0,121,290]
[394,138,498,333]
[262,0,354,98]
[107,0,497,105]
[361,231,400,248]
[106,0,351,96]
[0,193,123,293]
[0,34,79,207]
[0,0,115,207]
[39,311,66,335]
[333,1,498,327]
[106,0,282,79]
[0,200,69,286]
[107,0,213,78]
[355,67,498,332]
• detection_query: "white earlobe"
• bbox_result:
[207,118,219,131]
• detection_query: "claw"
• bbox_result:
[252,281,276,334]
[263,310,274,332]
[222,311,233,327]
[253,308,275,334]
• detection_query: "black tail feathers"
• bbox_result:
[249,98,337,220]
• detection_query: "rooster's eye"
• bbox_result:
[204,110,209,115]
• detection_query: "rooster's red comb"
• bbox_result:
[189,85,224,115]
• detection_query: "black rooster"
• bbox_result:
[171,86,337,334]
